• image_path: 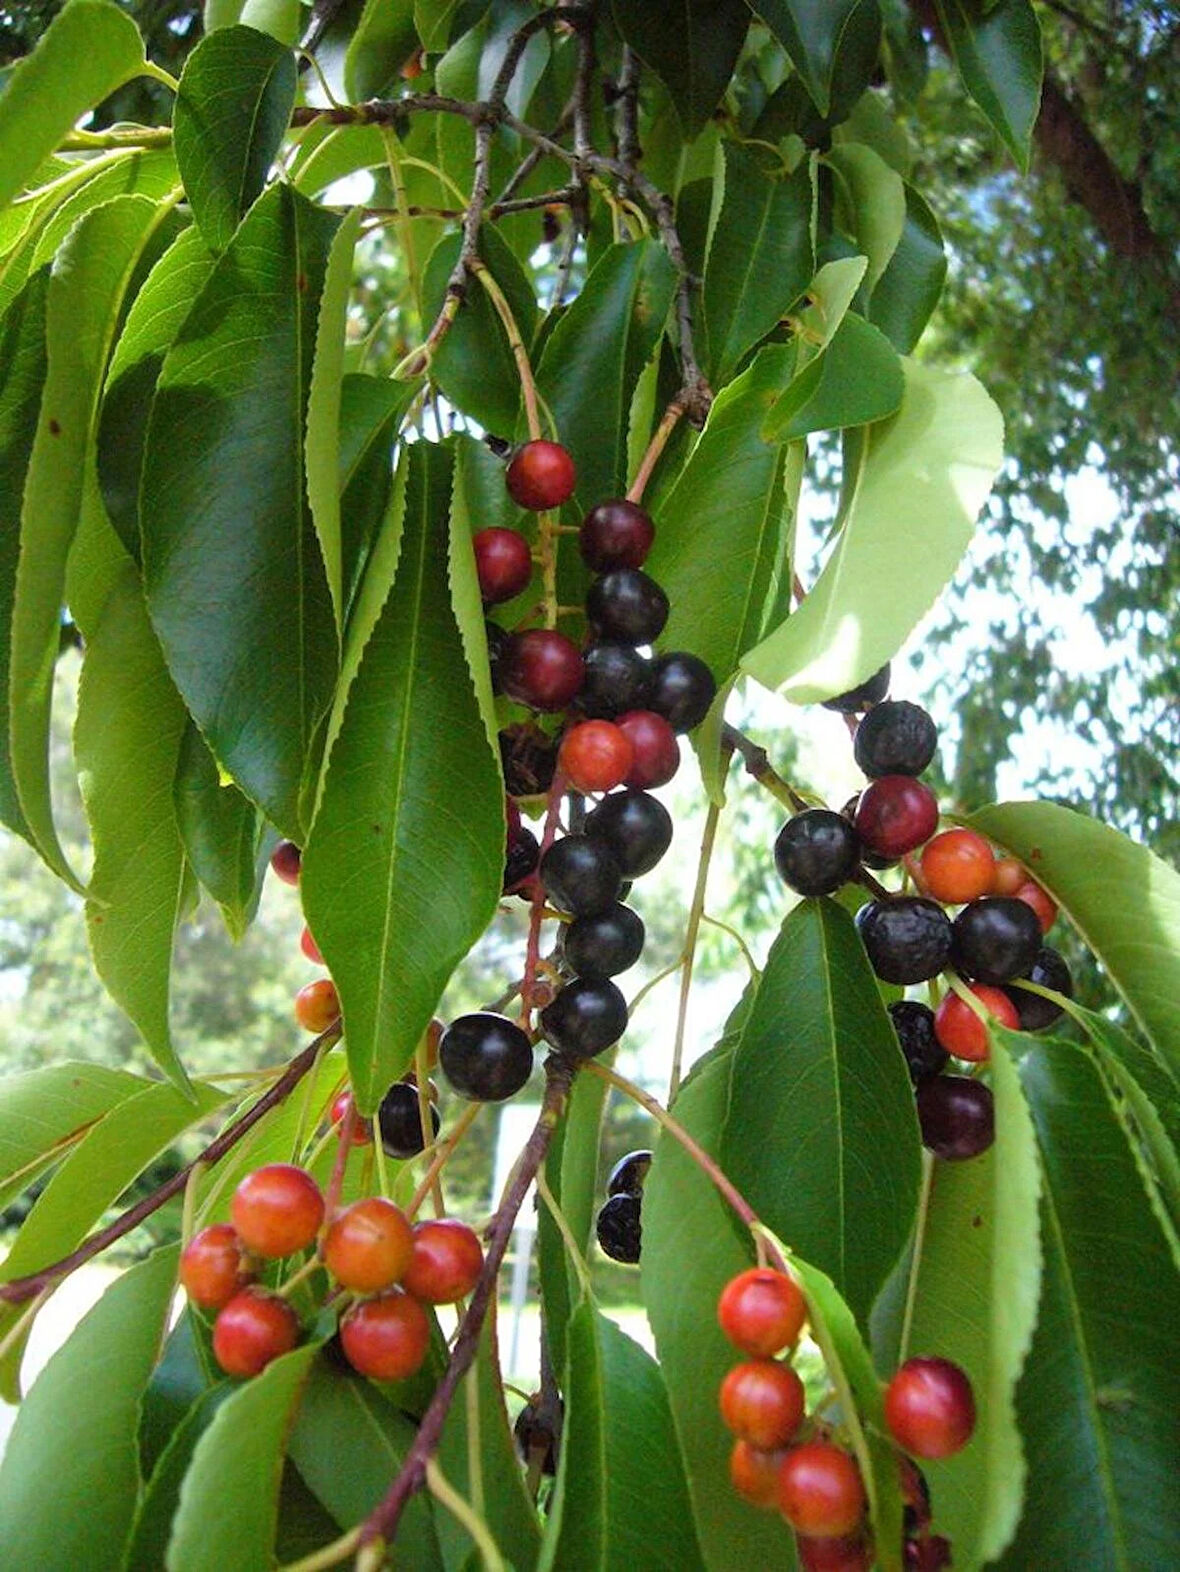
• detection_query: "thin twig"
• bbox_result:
[721,722,810,813]
[669,784,727,1102]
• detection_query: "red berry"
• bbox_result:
[323,1196,414,1292]
[919,829,995,905]
[270,840,301,885]
[720,1359,806,1449]
[500,629,585,712]
[796,1533,873,1571]
[212,1289,299,1379]
[778,1442,867,1539]
[579,499,655,570]
[990,856,1026,896]
[1013,878,1057,934]
[402,1218,485,1303]
[616,710,679,789]
[474,527,533,604]
[729,1440,786,1510]
[558,720,634,793]
[179,1223,252,1309]
[339,1289,432,1381]
[506,440,576,511]
[300,924,324,964]
[329,1090,372,1145]
[717,1267,807,1358]
[885,1356,976,1459]
[854,776,939,859]
[933,985,1019,1062]
[231,1164,325,1258]
[295,977,341,1033]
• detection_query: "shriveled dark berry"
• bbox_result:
[540,834,622,917]
[439,1013,534,1102]
[378,1081,441,1158]
[487,621,507,693]
[853,700,938,778]
[503,827,540,893]
[951,897,1043,985]
[584,789,672,877]
[822,663,891,713]
[915,1076,994,1161]
[514,1398,560,1475]
[564,903,645,978]
[580,499,654,571]
[500,723,558,797]
[1006,946,1073,1031]
[774,809,861,897]
[579,643,652,719]
[647,652,717,733]
[595,1192,641,1263]
[856,898,953,984]
[585,569,669,645]
[540,977,628,1058]
[607,1149,652,1196]
[888,1001,948,1084]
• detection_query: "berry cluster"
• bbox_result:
[594,1147,652,1264]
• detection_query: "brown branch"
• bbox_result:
[721,722,809,813]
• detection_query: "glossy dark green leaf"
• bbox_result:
[126,1383,233,1572]
[934,0,1043,173]
[0,1247,178,1571]
[138,1309,216,1478]
[1006,1042,1180,1568]
[867,183,946,354]
[763,311,903,441]
[301,441,504,1113]
[142,183,341,841]
[700,146,813,384]
[538,1066,609,1379]
[0,1060,144,1213]
[827,141,905,294]
[747,0,867,115]
[337,373,415,619]
[611,0,750,137]
[174,718,265,940]
[535,240,676,509]
[345,0,419,98]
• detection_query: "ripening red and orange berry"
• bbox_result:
[919,829,996,905]
[933,985,1020,1062]
[295,977,341,1033]
[339,1290,432,1381]
[179,1223,253,1309]
[231,1164,325,1259]
[212,1289,299,1379]
[717,1268,807,1358]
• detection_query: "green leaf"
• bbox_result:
[0,0,146,215]
[0,1060,145,1213]
[538,1065,610,1379]
[741,359,1004,701]
[969,800,1180,1076]
[867,183,946,354]
[345,0,419,99]
[718,899,921,1324]
[934,0,1043,173]
[301,441,504,1113]
[338,373,416,619]
[0,1247,178,1571]
[610,0,750,137]
[125,1384,233,1572]
[449,434,511,753]
[76,568,190,1085]
[1006,1041,1180,1568]
[415,0,468,53]
[142,183,341,841]
[826,141,906,294]
[166,1342,320,1572]
[747,0,866,115]
[761,310,903,441]
[700,146,813,384]
[174,718,265,939]
[534,240,676,509]
[138,1308,218,1477]
[238,0,301,46]
[792,254,869,350]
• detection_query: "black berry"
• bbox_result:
[503,827,539,893]
[856,898,953,984]
[578,643,652,719]
[822,663,891,713]
[915,1076,994,1161]
[500,723,558,798]
[584,789,672,877]
[647,652,717,733]
[595,1192,641,1263]
[378,1081,441,1158]
[951,897,1043,985]
[540,977,628,1057]
[563,903,645,978]
[1006,946,1073,1031]
[853,700,938,778]
[774,809,861,897]
[607,1149,652,1196]
[580,499,654,571]
[500,628,584,712]
[439,1013,534,1102]
[540,834,623,917]
[888,1001,948,1084]
[585,569,669,645]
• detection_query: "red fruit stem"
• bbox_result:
[406,1104,483,1219]
[323,1098,358,1224]
[626,399,684,502]
[519,770,568,1028]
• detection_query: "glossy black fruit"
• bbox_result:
[585,569,669,645]
[951,897,1043,985]
[607,1149,652,1197]
[1006,946,1073,1031]
[822,663,891,713]
[774,809,861,897]
[578,643,652,720]
[584,789,673,877]
[540,834,623,917]
[915,1076,994,1161]
[564,903,645,978]
[856,898,953,984]
[500,723,558,798]
[595,1192,641,1263]
[486,620,507,695]
[888,1001,948,1085]
[540,977,628,1058]
[439,1013,534,1102]
[853,700,938,778]
[378,1081,441,1158]
[503,827,540,893]
[580,499,654,571]
[647,652,717,733]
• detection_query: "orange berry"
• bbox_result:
[1013,879,1057,934]
[933,985,1020,1062]
[300,924,324,964]
[919,829,996,905]
[730,1439,786,1510]
[323,1197,414,1292]
[719,1360,806,1449]
[717,1267,807,1358]
[231,1164,325,1258]
[179,1223,252,1309]
[295,977,340,1033]
[990,856,1026,897]
[340,1290,431,1381]
[212,1289,299,1378]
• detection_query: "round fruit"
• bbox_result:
[855,899,953,984]
[324,1197,414,1292]
[915,1076,995,1161]
[720,1360,806,1449]
[300,925,324,964]
[885,1356,976,1459]
[579,643,652,719]
[294,977,341,1033]
[339,1289,431,1382]
[595,1192,641,1262]
[505,440,576,511]
[717,1267,807,1358]
[853,700,938,778]
[1013,878,1057,934]
[951,897,1043,984]
[540,977,628,1058]
[774,810,861,897]
[647,652,717,733]
[990,856,1026,897]
[584,789,673,877]
[563,903,645,978]
[558,720,634,794]
[616,709,680,788]
[580,499,655,570]
[270,839,301,885]
[378,1080,441,1157]
[439,1013,534,1102]
[730,1439,786,1511]
[606,1148,653,1196]
[231,1164,325,1258]
[1006,946,1073,1032]
[933,985,1019,1062]
[329,1090,373,1145]
[500,722,559,797]
[887,1001,948,1085]
[514,1399,559,1476]
[585,569,669,644]
[179,1224,252,1310]
[503,826,540,893]
[778,1442,867,1539]
[500,629,585,712]
[854,776,939,859]
[821,663,890,714]
[540,833,623,916]
[212,1289,299,1379]
[795,1534,873,1572]
[919,829,996,905]
[473,527,533,604]
[403,1218,484,1303]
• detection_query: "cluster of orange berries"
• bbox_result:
[269,839,345,1037]
[178,1160,483,1383]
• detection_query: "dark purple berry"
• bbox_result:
[853,700,938,778]
[585,569,669,645]
[500,628,584,712]
[503,827,540,893]
[584,789,672,877]
[915,1076,994,1160]
[378,1082,441,1158]
[647,652,717,733]
[563,903,645,978]
[439,1013,534,1102]
[579,643,652,719]
[607,1149,652,1196]
[595,1192,641,1263]
[774,809,861,897]
[580,499,655,571]
[951,898,1043,985]
[822,663,891,713]
[500,724,558,798]
[888,1001,948,1084]
[855,898,953,984]
[540,834,623,917]
[1006,946,1073,1031]
[540,977,628,1058]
